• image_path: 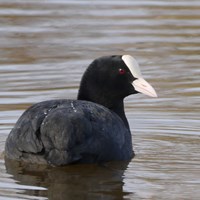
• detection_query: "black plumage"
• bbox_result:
[5,55,157,166]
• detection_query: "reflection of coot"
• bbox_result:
[5,158,130,200]
[5,55,157,166]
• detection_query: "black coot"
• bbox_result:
[5,55,157,166]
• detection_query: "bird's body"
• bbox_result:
[5,99,133,165]
[5,55,157,166]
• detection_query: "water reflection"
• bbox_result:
[5,158,130,200]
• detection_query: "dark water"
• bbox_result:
[0,0,200,199]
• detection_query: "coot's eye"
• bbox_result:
[118,68,126,75]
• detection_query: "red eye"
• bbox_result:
[119,68,126,75]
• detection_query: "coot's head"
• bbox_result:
[78,55,157,108]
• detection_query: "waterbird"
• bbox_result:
[5,55,157,166]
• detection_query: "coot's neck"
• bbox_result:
[77,90,129,129]
[110,100,130,130]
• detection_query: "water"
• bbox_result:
[0,0,200,199]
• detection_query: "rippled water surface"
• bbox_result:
[0,0,200,199]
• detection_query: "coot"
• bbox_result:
[5,55,157,166]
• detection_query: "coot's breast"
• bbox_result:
[5,100,134,165]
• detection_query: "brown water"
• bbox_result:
[0,0,200,199]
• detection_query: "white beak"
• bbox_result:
[132,78,157,97]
